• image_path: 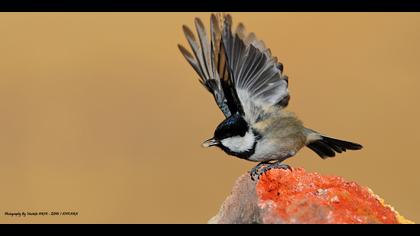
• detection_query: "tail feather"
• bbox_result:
[307,135,363,159]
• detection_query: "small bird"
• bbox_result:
[178,13,362,180]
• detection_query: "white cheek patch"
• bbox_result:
[221,131,255,153]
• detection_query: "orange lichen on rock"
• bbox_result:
[256,168,402,224]
[210,167,412,224]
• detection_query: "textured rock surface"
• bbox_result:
[209,168,413,224]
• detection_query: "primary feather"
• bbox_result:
[178,17,231,117]
[220,15,289,123]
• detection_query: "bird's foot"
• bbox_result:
[249,161,270,181]
[259,162,292,176]
[249,161,292,181]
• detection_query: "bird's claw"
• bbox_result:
[249,161,292,181]
[249,162,268,181]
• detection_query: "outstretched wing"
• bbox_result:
[179,15,241,118]
[178,14,289,122]
[221,14,290,123]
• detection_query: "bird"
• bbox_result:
[178,13,363,180]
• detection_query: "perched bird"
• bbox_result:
[178,13,362,180]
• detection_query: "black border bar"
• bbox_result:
[1,1,420,12]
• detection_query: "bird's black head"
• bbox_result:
[214,113,249,140]
[202,113,259,159]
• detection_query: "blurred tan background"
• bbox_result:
[0,13,419,223]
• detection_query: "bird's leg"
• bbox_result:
[250,152,295,180]
[249,161,271,181]
[258,161,292,178]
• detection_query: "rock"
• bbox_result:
[208,174,261,224]
[209,168,413,224]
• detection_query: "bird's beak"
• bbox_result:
[202,138,219,148]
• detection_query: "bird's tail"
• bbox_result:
[305,131,363,159]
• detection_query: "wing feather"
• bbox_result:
[194,18,213,80]
[179,16,233,117]
[182,25,211,81]
[177,44,206,86]
[220,14,290,123]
